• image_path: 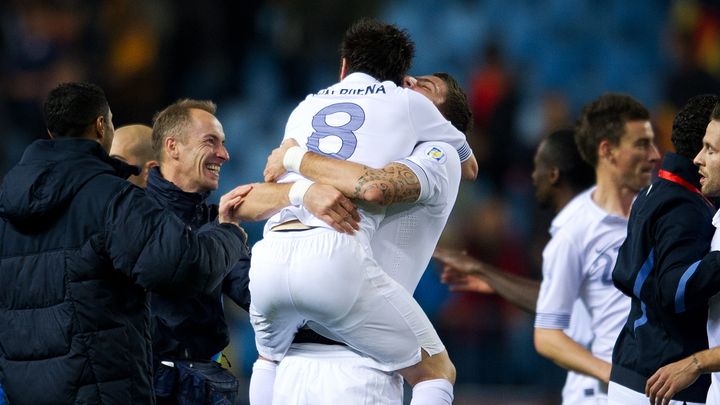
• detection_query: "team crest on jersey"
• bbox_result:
[426,146,446,163]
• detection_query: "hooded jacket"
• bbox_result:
[145,167,251,363]
[0,139,245,404]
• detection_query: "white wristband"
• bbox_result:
[283,146,307,173]
[288,179,314,206]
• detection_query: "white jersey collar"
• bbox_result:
[342,72,382,84]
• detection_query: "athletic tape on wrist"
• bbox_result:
[283,146,307,173]
[288,180,314,206]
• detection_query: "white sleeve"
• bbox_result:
[406,90,473,162]
[394,142,461,210]
[535,232,584,330]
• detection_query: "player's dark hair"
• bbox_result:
[433,72,473,136]
[543,129,595,193]
[671,94,720,159]
[340,19,415,85]
[575,93,650,167]
[712,101,720,121]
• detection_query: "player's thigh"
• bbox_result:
[318,254,445,371]
[249,236,307,360]
[249,236,292,311]
[285,230,366,321]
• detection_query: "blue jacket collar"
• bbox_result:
[660,152,701,189]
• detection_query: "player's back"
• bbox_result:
[266,72,464,246]
[286,72,418,168]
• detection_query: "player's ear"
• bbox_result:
[598,139,614,164]
[548,167,560,185]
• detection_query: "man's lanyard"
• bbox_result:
[658,169,714,209]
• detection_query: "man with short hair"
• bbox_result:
[436,128,599,404]
[644,102,720,405]
[609,95,720,404]
[145,98,252,404]
[109,124,157,187]
[0,82,249,404]
[533,93,660,403]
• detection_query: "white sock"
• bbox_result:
[410,379,454,405]
[249,358,277,405]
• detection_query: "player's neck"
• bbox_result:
[551,185,576,214]
[592,171,635,218]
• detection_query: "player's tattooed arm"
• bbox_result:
[264,141,422,207]
[353,162,420,206]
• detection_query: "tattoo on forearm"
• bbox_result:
[353,163,420,205]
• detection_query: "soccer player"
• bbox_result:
[533,93,660,402]
[249,19,476,402]
[260,72,471,405]
[436,128,600,404]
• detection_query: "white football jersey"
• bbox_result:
[371,142,461,292]
[535,187,631,363]
[705,209,720,404]
[562,301,599,404]
[546,187,600,404]
[264,72,471,247]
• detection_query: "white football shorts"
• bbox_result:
[249,227,445,371]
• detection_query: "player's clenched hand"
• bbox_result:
[218,184,254,225]
[645,355,700,405]
[264,138,300,182]
[303,183,359,234]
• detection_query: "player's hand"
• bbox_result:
[218,184,254,225]
[303,183,359,234]
[264,139,300,182]
[645,356,701,405]
[440,265,494,293]
[433,247,483,274]
[461,154,478,180]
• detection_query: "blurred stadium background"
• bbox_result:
[1,0,720,403]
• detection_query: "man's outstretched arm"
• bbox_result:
[434,247,540,313]
[235,181,359,234]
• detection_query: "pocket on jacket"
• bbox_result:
[176,361,238,405]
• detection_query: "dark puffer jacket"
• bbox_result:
[145,167,251,363]
[0,139,246,405]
